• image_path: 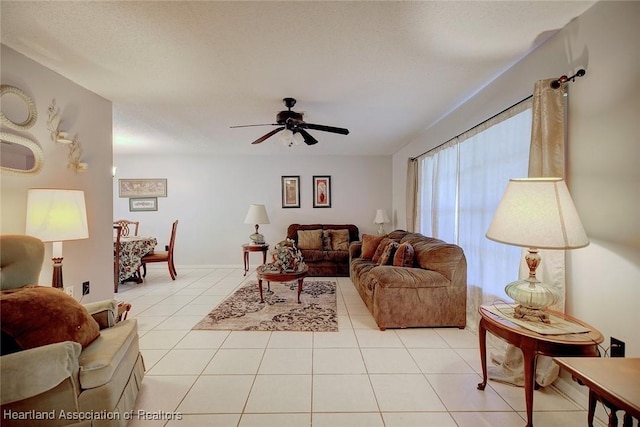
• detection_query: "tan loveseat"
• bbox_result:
[1,235,145,426]
[286,224,359,277]
[349,230,467,330]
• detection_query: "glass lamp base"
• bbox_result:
[249,233,265,245]
[505,279,557,324]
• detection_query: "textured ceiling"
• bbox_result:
[1,1,595,156]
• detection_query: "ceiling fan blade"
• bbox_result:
[297,128,318,145]
[299,123,349,135]
[251,127,284,144]
[230,123,277,128]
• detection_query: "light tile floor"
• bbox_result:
[116,267,600,427]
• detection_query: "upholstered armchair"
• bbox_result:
[0,235,145,427]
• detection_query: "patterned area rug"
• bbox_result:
[193,280,337,332]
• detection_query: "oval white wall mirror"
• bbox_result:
[1,132,44,175]
[1,84,38,130]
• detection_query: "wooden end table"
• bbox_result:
[554,357,640,427]
[255,267,308,303]
[242,243,269,276]
[477,305,603,427]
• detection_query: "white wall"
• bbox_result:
[1,45,115,302]
[393,0,640,359]
[113,154,392,266]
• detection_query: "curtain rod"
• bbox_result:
[411,94,533,161]
[550,69,586,89]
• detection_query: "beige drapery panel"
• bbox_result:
[526,78,568,312]
[405,158,418,232]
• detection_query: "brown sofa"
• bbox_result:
[286,224,359,277]
[349,230,467,330]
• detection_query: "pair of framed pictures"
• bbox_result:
[118,178,166,212]
[282,175,331,208]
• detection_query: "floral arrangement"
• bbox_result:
[261,238,306,273]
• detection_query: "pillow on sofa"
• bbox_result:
[0,286,100,355]
[393,241,415,267]
[361,234,386,259]
[297,229,323,250]
[378,241,400,265]
[322,230,333,251]
[371,237,391,263]
[330,229,350,251]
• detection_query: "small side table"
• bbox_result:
[242,243,269,276]
[554,357,640,427]
[477,305,603,427]
[117,301,131,322]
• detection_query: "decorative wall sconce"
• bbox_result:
[47,99,88,174]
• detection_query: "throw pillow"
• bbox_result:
[393,241,415,267]
[297,229,323,250]
[378,241,400,265]
[371,237,391,263]
[0,286,100,355]
[322,230,333,251]
[330,229,350,251]
[361,234,386,259]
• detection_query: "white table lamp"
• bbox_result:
[373,209,390,235]
[26,189,89,289]
[486,178,588,322]
[244,204,270,244]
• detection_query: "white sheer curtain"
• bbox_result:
[418,99,532,329]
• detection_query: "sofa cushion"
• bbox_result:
[297,229,323,250]
[330,229,350,251]
[0,286,100,355]
[361,234,386,259]
[371,237,390,263]
[378,241,399,265]
[393,242,415,267]
[322,230,333,250]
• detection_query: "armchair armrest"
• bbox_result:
[349,241,362,260]
[83,299,118,329]
[1,341,81,405]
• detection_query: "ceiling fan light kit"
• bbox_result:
[231,97,349,146]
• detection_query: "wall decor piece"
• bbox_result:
[0,131,45,176]
[129,197,158,212]
[119,179,167,198]
[0,85,38,130]
[313,175,331,208]
[281,175,300,208]
[47,99,87,174]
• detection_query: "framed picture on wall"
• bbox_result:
[281,176,300,208]
[129,197,158,212]
[119,178,167,198]
[313,175,331,208]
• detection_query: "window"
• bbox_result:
[418,99,532,325]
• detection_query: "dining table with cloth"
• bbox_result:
[115,236,157,284]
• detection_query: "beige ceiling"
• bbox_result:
[1,1,595,156]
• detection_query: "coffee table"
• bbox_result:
[256,266,308,303]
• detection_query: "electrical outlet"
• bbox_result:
[64,286,74,298]
[611,337,625,357]
[82,281,90,295]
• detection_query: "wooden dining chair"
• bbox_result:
[113,219,139,237]
[113,225,123,293]
[141,220,178,280]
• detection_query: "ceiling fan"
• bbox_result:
[230,97,349,146]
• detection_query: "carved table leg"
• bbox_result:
[297,278,303,303]
[522,348,537,427]
[588,390,597,427]
[258,278,264,303]
[477,318,488,390]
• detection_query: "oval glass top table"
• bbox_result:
[477,304,603,427]
[255,266,308,304]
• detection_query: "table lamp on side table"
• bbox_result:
[244,204,270,245]
[25,188,89,289]
[486,178,589,323]
[374,209,390,235]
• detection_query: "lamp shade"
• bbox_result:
[373,209,390,224]
[486,178,588,250]
[244,204,270,225]
[26,189,89,242]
